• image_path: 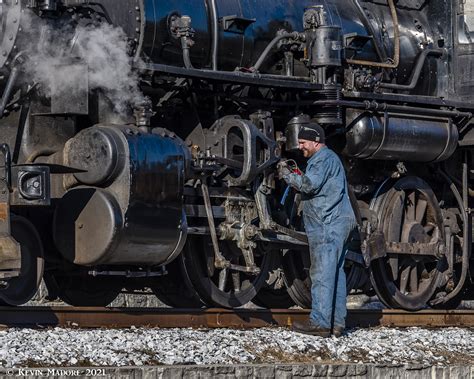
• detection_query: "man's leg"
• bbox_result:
[332,242,347,330]
[291,225,332,336]
[332,218,356,331]
[309,226,338,329]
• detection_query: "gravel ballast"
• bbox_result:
[0,326,472,368]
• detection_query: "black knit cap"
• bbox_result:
[298,123,325,143]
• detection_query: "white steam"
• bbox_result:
[25,15,145,116]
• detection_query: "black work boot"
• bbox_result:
[332,326,344,337]
[292,319,331,337]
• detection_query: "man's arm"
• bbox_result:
[283,160,329,196]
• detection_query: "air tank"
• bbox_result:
[345,111,459,162]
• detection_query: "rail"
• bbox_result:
[0,307,473,329]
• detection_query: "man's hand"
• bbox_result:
[277,161,292,179]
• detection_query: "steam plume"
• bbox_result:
[23,12,144,117]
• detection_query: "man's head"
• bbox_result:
[297,123,325,158]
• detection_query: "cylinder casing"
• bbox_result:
[54,126,187,266]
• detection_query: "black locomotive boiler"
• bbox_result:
[0,0,472,310]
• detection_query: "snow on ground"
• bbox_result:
[0,326,472,368]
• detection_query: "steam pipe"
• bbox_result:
[379,49,444,90]
[208,0,219,70]
[250,32,301,72]
[181,37,194,69]
[225,96,473,119]
[346,0,400,68]
[0,66,19,117]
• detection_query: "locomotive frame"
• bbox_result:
[0,0,472,310]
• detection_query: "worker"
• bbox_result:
[278,122,356,337]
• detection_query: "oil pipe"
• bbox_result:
[379,49,444,91]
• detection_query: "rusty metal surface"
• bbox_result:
[0,307,473,329]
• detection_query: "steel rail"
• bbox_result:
[0,307,473,329]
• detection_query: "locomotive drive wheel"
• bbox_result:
[252,249,295,309]
[282,247,367,308]
[370,176,445,310]
[280,189,366,308]
[0,215,44,306]
[281,249,312,307]
[252,285,295,309]
[44,272,121,307]
[151,256,205,308]
[181,236,276,308]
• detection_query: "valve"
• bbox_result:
[170,14,195,41]
[169,14,195,68]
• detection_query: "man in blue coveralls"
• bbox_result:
[278,123,356,337]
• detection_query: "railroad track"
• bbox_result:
[0,307,473,328]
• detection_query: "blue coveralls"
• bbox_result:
[284,146,356,329]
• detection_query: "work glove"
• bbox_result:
[277,161,292,179]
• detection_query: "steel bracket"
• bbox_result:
[385,241,444,257]
[220,15,256,34]
[361,231,386,265]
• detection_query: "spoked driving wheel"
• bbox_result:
[282,249,312,307]
[252,249,295,308]
[182,236,276,308]
[281,189,366,308]
[44,271,121,306]
[150,256,205,308]
[282,244,367,308]
[0,215,44,305]
[370,176,445,310]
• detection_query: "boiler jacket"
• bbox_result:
[283,146,356,329]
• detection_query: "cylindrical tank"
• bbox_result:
[285,114,310,151]
[306,26,343,68]
[345,111,459,162]
[54,125,188,266]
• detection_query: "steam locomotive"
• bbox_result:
[0,0,472,311]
